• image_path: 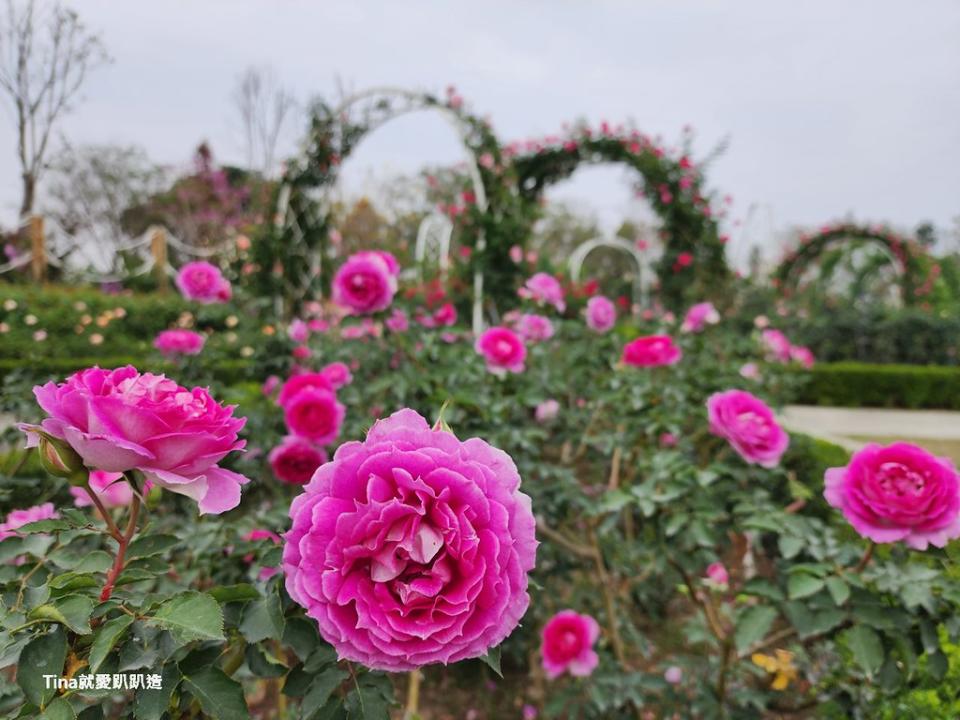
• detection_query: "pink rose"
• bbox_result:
[664,666,683,684]
[277,373,334,408]
[519,273,566,312]
[0,503,59,541]
[175,261,231,304]
[153,329,205,357]
[320,362,352,389]
[705,562,729,586]
[659,432,678,448]
[282,409,537,671]
[824,442,960,550]
[790,345,815,368]
[262,375,280,397]
[706,390,789,468]
[244,528,281,580]
[332,252,398,315]
[585,296,616,333]
[534,399,560,423]
[433,302,458,327]
[268,436,327,485]
[761,329,792,363]
[353,250,400,277]
[475,327,527,375]
[22,367,250,514]
[621,335,682,367]
[283,388,345,445]
[541,610,600,679]
[70,470,152,509]
[385,309,409,333]
[516,314,554,342]
[288,319,309,343]
[680,302,720,333]
[739,362,760,380]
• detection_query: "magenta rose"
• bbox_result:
[680,301,720,333]
[541,610,600,679]
[332,252,398,314]
[761,329,792,363]
[475,326,527,375]
[22,366,250,514]
[269,436,328,485]
[621,335,682,367]
[706,390,789,468]
[69,470,152,509]
[283,387,345,445]
[824,442,960,550]
[277,372,334,408]
[175,261,231,304]
[519,272,566,312]
[0,503,59,541]
[320,362,353,389]
[154,329,205,357]
[283,409,537,671]
[790,345,815,369]
[585,296,616,333]
[516,313,554,342]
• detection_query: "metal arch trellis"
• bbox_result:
[568,236,649,307]
[414,212,454,282]
[273,86,490,332]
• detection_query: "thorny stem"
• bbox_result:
[99,493,140,602]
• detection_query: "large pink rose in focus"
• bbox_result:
[706,390,789,468]
[475,326,527,374]
[824,442,960,550]
[541,610,600,679]
[154,329,205,357]
[332,252,398,314]
[23,366,250,514]
[585,296,616,333]
[283,409,537,671]
[0,503,59,541]
[269,436,327,485]
[283,388,345,445]
[175,261,231,304]
[621,335,682,367]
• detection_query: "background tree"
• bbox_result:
[0,0,109,217]
[232,65,296,178]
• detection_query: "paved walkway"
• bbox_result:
[781,405,960,452]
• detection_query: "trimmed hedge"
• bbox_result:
[795,362,960,410]
[0,356,254,386]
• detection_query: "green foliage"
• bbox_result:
[794,362,960,409]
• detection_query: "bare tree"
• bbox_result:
[233,65,296,177]
[0,0,109,218]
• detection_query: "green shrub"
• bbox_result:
[794,362,960,409]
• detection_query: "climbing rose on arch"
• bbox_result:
[824,442,960,550]
[282,409,538,671]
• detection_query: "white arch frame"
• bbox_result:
[414,212,453,282]
[568,236,649,307]
[275,86,489,332]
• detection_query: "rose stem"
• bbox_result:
[854,542,875,573]
[100,493,141,602]
[404,669,421,719]
[83,486,123,542]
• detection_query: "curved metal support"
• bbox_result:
[414,212,453,282]
[568,236,649,307]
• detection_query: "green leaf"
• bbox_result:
[29,594,94,635]
[38,697,76,720]
[778,535,804,559]
[734,606,778,653]
[209,584,261,604]
[180,665,250,720]
[49,572,98,595]
[302,666,349,718]
[344,678,391,720]
[239,587,284,643]
[17,626,67,707]
[147,592,225,645]
[787,574,825,600]
[17,519,73,534]
[88,615,135,673]
[127,534,180,560]
[134,662,180,720]
[478,645,503,678]
[282,617,320,662]
[825,577,850,606]
[245,643,287,678]
[72,551,113,574]
[844,625,884,676]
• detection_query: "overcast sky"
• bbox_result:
[1,0,958,265]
